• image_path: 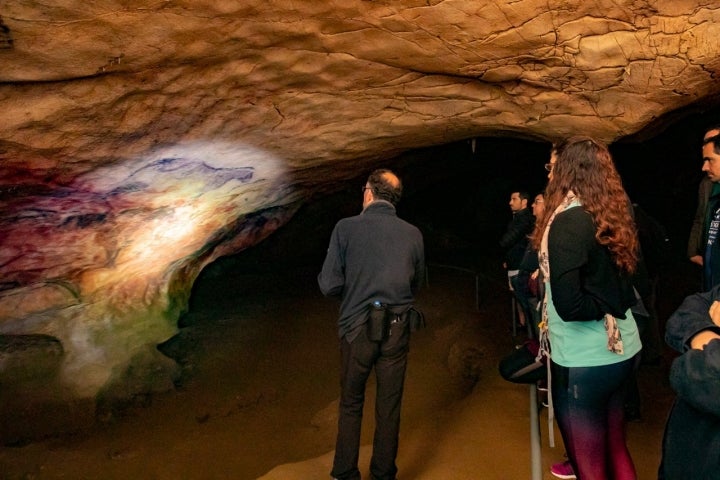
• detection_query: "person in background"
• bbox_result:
[659,285,720,479]
[687,124,720,290]
[687,177,712,268]
[622,202,670,422]
[318,168,425,480]
[532,137,642,480]
[500,189,535,327]
[510,192,546,336]
[630,202,668,365]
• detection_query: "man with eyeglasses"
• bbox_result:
[688,124,720,290]
[318,168,425,480]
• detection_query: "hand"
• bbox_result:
[690,330,720,350]
[530,269,539,280]
[690,255,704,266]
[710,300,720,327]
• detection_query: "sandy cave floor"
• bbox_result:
[0,262,682,480]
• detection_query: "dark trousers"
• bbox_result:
[331,319,410,480]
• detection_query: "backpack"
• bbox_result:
[498,338,547,384]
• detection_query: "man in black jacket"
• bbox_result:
[687,124,720,290]
[500,190,535,279]
[318,169,425,480]
[500,190,535,326]
[659,285,720,479]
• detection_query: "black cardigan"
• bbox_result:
[548,207,636,321]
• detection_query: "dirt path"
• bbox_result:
[0,265,675,480]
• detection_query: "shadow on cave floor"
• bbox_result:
[0,253,693,480]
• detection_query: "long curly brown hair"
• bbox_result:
[530,136,639,274]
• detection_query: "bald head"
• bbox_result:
[366,168,403,206]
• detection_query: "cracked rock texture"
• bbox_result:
[0,0,719,411]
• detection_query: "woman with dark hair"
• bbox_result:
[531,136,642,480]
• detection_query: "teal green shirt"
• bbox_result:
[547,282,642,367]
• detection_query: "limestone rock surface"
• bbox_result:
[1,0,719,409]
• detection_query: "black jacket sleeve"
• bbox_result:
[687,177,711,259]
[499,209,534,250]
[549,208,635,321]
[665,285,720,353]
[670,340,720,417]
[666,285,720,414]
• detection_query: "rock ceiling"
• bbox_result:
[1,0,719,406]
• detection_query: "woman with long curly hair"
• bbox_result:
[532,136,642,480]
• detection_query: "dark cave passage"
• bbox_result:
[189,104,719,310]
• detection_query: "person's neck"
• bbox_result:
[363,199,394,211]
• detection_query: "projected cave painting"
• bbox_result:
[0,140,289,403]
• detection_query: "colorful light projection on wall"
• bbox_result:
[78,140,289,288]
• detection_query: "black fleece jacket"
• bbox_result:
[660,285,720,480]
[318,201,425,340]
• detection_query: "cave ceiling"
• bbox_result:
[1,0,719,402]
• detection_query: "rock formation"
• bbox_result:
[1,0,719,415]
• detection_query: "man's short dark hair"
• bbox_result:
[368,169,402,206]
[703,124,720,155]
[512,190,530,202]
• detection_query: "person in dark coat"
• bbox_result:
[318,168,425,480]
[659,285,720,479]
[500,190,535,278]
[510,192,545,335]
[687,124,720,290]
[501,190,535,327]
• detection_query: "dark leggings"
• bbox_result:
[551,355,640,480]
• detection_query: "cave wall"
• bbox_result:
[1,0,720,415]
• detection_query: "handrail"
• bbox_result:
[426,262,482,311]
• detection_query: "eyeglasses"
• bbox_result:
[361,186,371,193]
[544,163,555,172]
